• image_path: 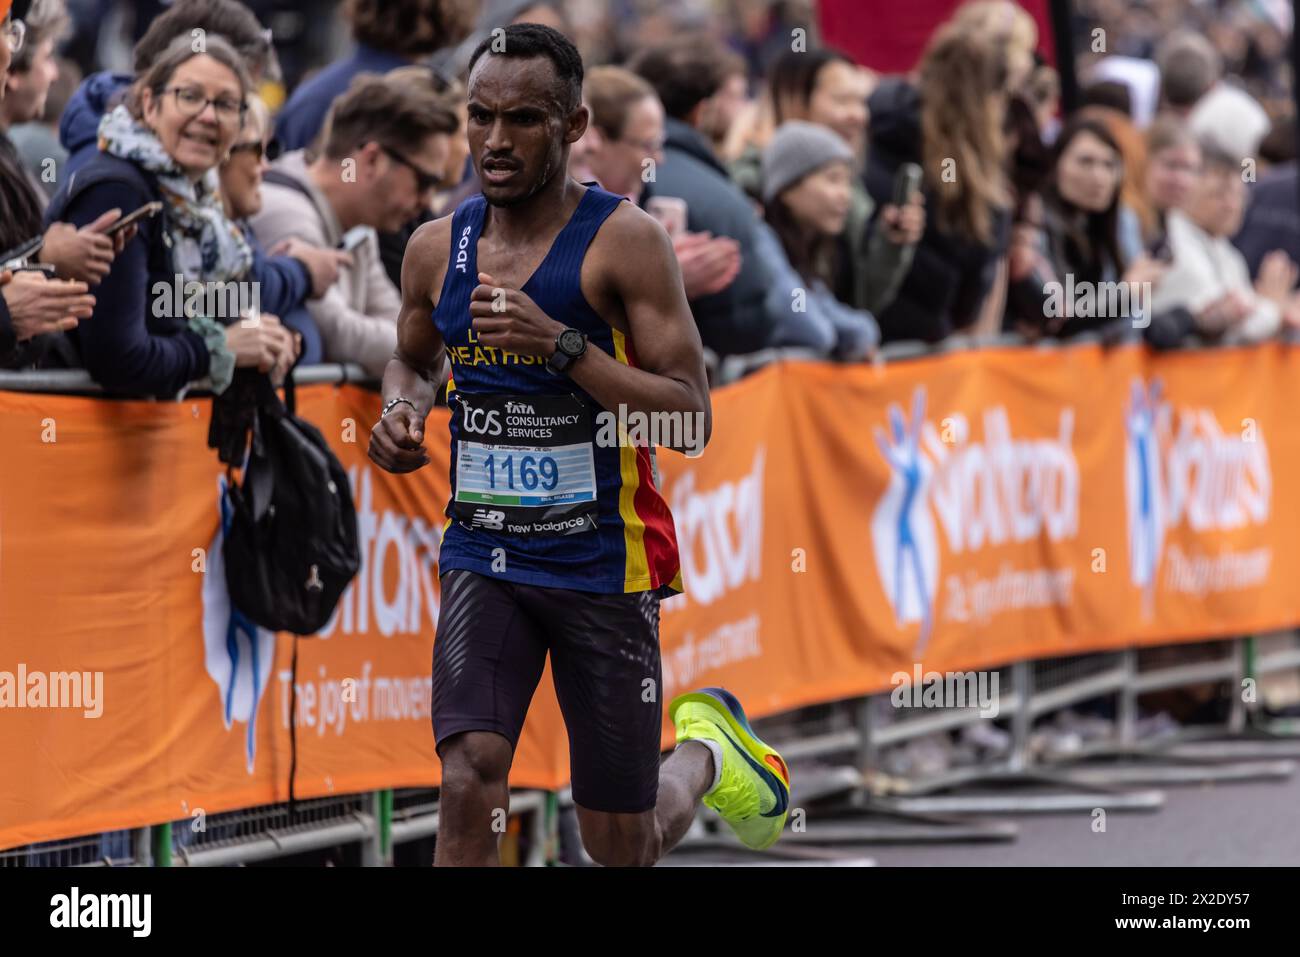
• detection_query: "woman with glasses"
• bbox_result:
[43,34,299,396]
[218,95,350,367]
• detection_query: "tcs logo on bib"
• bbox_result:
[461,402,503,436]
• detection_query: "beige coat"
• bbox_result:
[251,150,402,376]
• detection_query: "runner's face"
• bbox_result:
[467,54,586,207]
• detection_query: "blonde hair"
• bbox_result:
[242,94,270,143]
[919,20,1013,246]
[952,0,1039,64]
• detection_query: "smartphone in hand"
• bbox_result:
[105,201,164,237]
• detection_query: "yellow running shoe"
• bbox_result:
[670,686,791,850]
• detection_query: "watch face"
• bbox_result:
[559,329,586,357]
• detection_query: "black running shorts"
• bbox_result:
[432,568,664,814]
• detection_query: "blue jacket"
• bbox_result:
[242,224,324,366]
[273,44,408,153]
[753,219,879,359]
[60,71,132,177]
[244,226,312,323]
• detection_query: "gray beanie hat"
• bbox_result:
[761,121,854,204]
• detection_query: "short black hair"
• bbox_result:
[1080,80,1132,117]
[466,22,583,116]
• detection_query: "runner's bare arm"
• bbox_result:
[470,204,712,453]
[369,219,449,474]
[572,207,712,449]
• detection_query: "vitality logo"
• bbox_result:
[201,476,275,773]
[872,390,939,654]
[1123,378,1271,615]
[871,387,1080,653]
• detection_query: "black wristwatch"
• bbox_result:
[546,327,588,374]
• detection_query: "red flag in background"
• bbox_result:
[818,0,1056,74]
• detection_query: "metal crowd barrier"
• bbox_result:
[2,333,1299,864]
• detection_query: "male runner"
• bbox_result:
[368,23,790,866]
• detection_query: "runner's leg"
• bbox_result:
[530,585,712,865]
[435,731,514,866]
[431,570,549,866]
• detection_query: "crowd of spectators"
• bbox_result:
[2,0,1299,393]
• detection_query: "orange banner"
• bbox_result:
[1,342,1297,848]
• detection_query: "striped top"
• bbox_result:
[432,185,683,597]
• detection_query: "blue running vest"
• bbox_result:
[432,185,683,596]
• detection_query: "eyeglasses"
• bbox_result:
[619,133,665,156]
[228,139,280,162]
[381,144,441,193]
[159,85,246,126]
[2,18,25,55]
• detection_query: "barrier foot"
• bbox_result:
[1041,751,1295,788]
[769,762,1019,845]
[1057,722,1300,761]
[864,765,1166,816]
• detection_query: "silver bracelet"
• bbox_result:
[381,396,419,419]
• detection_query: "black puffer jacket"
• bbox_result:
[864,78,1009,344]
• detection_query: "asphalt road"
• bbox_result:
[663,762,1300,866]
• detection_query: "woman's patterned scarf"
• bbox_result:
[98,104,253,285]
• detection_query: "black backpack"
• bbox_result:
[209,369,360,635]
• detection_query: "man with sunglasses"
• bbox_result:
[252,72,458,377]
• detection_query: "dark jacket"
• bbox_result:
[0,132,45,253]
[45,153,211,396]
[273,43,408,154]
[654,117,777,356]
[865,78,1009,344]
[1005,193,1195,347]
[1,133,59,369]
[59,71,132,178]
[0,295,19,368]
[1233,163,1300,279]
